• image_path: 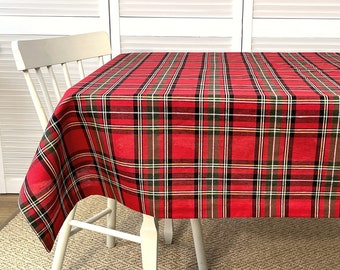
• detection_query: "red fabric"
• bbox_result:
[19,52,340,251]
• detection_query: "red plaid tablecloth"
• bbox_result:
[19,52,340,251]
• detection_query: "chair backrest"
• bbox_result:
[12,32,112,129]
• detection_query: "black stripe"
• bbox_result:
[240,53,264,216]
[223,52,234,217]
[194,52,206,218]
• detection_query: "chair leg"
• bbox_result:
[106,198,116,247]
[140,214,158,270]
[51,206,77,270]
[190,219,208,270]
[163,219,173,244]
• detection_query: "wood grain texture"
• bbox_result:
[0,194,19,227]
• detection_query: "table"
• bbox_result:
[19,52,340,253]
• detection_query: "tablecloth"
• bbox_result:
[19,52,340,251]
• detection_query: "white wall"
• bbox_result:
[118,0,243,52]
[243,0,340,51]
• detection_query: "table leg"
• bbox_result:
[190,219,208,270]
[140,214,158,270]
[163,219,173,244]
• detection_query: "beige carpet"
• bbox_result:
[1,196,340,270]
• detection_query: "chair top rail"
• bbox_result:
[12,31,111,71]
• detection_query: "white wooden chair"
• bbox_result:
[12,32,207,269]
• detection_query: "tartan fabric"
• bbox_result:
[19,52,340,251]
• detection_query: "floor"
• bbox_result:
[0,194,19,227]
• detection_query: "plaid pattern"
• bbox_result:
[19,52,340,251]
